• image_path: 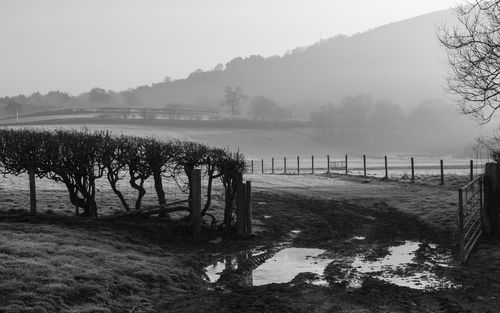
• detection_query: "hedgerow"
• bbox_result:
[0,128,246,229]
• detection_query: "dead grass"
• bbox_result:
[0,219,205,313]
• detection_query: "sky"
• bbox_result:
[0,0,464,96]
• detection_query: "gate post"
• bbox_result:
[245,181,252,236]
[29,170,36,215]
[458,187,465,261]
[236,175,247,237]
[483,163,500,235]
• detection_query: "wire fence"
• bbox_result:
[0,168,227,218]
[246,154,487,183]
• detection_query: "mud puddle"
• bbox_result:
[332,240,457,290]
[206,247,331,286]
[204,239,458,290]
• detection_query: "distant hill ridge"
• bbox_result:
[130,9,454,117]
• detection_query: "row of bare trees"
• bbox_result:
[0,128,246,228]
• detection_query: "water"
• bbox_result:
[204,241,457,290]
[205,247,331,286]
[346,241,456,290]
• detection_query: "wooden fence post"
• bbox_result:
[483,163,500,235]
[284,157,287,174]
[363,155,367,177]
[261,159,264,174]
[191,169,202,239]
[384,156,388,179]
[458,187,465,260]
[327,154,330,174]
[470,160,474,181]
[245,181,252,236]
[272,158,274,174]
[345,155,348,175]
[411,157,415,183]
[312,155,314,174]
[236,180,246,237]
[251,160,254,174]
[440,160,444,185]
[29,171,36,215]
[297,156,300,174]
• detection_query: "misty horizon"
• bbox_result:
[1,0,461,97]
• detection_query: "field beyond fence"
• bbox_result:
[247,154,486,184]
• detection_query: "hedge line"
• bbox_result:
[0,128,246,228]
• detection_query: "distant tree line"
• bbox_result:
[0,88,142,115]
[0,129,245,229]
[310,94,459,134]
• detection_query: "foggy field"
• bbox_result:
[5,123,487,162]
[6,123,337,159]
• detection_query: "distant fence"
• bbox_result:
[247,154,486,184]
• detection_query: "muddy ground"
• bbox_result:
[0,173,499,313]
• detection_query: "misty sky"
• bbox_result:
[0,0,464,96]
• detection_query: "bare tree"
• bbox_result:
[221,86,247,116]
[439,0,500,123]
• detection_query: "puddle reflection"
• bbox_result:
[204,241,457,290]
[205,247,331,286]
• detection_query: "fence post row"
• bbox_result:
[191,169,202,239]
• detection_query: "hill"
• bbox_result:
[130,9,454,117]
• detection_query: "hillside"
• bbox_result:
[131,9,454,117]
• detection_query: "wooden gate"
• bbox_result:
[458,176,483,263]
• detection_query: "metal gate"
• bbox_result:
[458,176,483,263]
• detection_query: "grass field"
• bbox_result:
[1,173,500,312]
[6,123,338,160]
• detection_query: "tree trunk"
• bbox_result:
[107,171,130,211]
[65,183,85,215]
[130,176,146,211]
[202,174,214,215]
[153,171,169,218]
